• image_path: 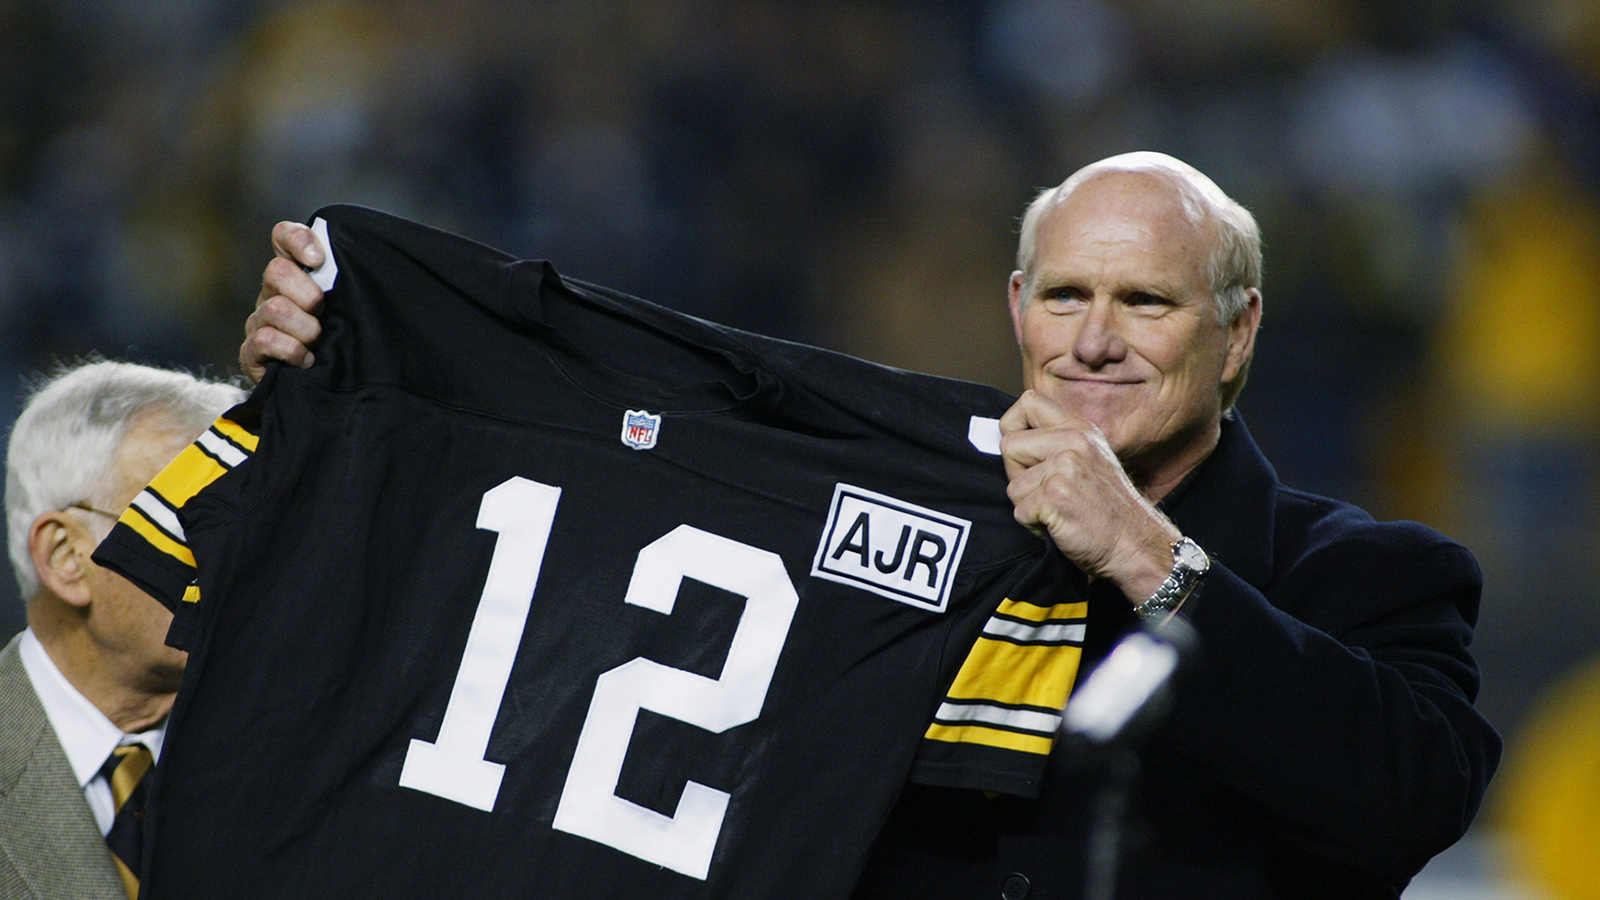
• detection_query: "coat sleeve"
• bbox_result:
[1164,513,1500,882]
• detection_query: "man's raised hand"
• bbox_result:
[241,221,326,382]
[998,390,1181,604]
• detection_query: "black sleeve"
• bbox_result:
[1164,532,1500,882]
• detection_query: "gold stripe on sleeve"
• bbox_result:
[944,638,1084,711]
[922,723,1055,755]
[211,417,260,452]
[145,444,231,509]
[119,507,197,568]
[994,598,1088,622]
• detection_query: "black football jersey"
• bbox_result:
[95,205,1087,899]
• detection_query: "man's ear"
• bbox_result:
[1008,271,1027,347]
[1222,288,1262,386]
[29,512,94,607]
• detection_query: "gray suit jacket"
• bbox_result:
[0,633,126,900]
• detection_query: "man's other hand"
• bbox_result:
[241,221,326,383]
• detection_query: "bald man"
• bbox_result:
[851,154,1498,899]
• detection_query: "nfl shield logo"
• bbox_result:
[620,409,662,450]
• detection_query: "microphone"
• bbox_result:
[1058,616,1200,900]
[1059,616,1198,762]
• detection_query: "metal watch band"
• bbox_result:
[1134,537,1209,621]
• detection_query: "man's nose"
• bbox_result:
[1072,299,1126,367]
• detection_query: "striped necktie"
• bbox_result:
[100,744,153,900]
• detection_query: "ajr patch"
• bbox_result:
[811,483,970,612]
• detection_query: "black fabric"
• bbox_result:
[96,205,1080,900]
[853,414,1501,900]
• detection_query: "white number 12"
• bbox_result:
[398,476,800,880]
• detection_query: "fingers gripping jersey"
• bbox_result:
[94,205,1085,900]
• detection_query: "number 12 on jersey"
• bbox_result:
[398,476,801,880]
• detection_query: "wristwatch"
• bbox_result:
[1134,537,1209,621]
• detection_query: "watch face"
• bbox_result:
[1176,538,1209,571]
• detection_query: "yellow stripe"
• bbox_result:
[145,443,230,508]
[922,722,1055,755]
[994,598,1088,622]
[112,854,139,900]
[119,507,197,568]
[182,584,201,604]
[109,746,152,812]
[212,416,259,452]
[944,638,1083,710]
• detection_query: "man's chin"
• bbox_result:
[1064,399,1136,441]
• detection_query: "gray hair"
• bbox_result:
[5,361,244,602]
[1014,152,1262,407]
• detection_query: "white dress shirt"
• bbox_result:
[17,628,164,835]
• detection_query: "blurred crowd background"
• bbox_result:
[2,0,1598,896]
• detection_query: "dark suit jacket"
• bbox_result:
[855,415,1501,900]
[0,634,127,900]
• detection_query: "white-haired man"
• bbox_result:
[0,362,242,900]
[242,152,1498,898]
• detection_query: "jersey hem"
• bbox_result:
[907,757,1044,798]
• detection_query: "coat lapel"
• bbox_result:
[1163,413,1278,592]
[0,636,129,900]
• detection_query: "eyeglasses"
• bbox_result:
[62,502,122,520]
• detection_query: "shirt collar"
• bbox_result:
[18,628,165,787]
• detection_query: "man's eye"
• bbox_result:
[1127,292,1171,307]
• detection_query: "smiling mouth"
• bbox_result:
[1060,376,1141,386]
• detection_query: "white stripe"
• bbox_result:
[131,491,186,542]
[198,429,247,468]
[983,618,1086,643]
[935,702,1061,734]
[308,217,339,291]
[968,416,1001,456]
